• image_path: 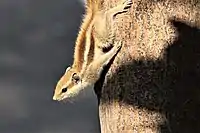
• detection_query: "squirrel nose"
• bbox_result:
[53,95,58,101]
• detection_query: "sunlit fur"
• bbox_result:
[53,0,131,101]
[53,67,78,101]
[62,81,94,100]
[53,66,94,101]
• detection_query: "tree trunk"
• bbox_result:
[95,0,200,132]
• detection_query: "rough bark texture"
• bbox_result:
[95,0,200,132]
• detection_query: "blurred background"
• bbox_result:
[0,0,100,133]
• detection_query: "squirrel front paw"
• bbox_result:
[121,0,133,12]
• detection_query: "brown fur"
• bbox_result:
[53,0,133,101]
[53,68,76,99]
[53,0,102,100]
[73,0,104,72]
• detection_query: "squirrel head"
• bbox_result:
[53,67,83,101]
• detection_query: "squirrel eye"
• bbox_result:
[72,73,80,84]
[62,87,67,93]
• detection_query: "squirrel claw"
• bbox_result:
[122,0,133,8]
[120,0,132,12]
[115,41,123,50]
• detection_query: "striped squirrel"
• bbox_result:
[53,0,132,101]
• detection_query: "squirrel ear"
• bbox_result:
[72,73,81,84]
[65,67,71,73]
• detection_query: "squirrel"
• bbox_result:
[53,41,122,100]
[53,0,132,101]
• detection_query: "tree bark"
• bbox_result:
[95,0,200,132]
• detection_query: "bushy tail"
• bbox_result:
[86,0,103,13]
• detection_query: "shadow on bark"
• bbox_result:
[95,20,200,133]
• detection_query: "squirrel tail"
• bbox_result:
[86,0,103,12]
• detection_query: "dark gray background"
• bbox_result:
[0,0,100,133]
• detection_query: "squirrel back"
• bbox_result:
[72,0,103,72]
